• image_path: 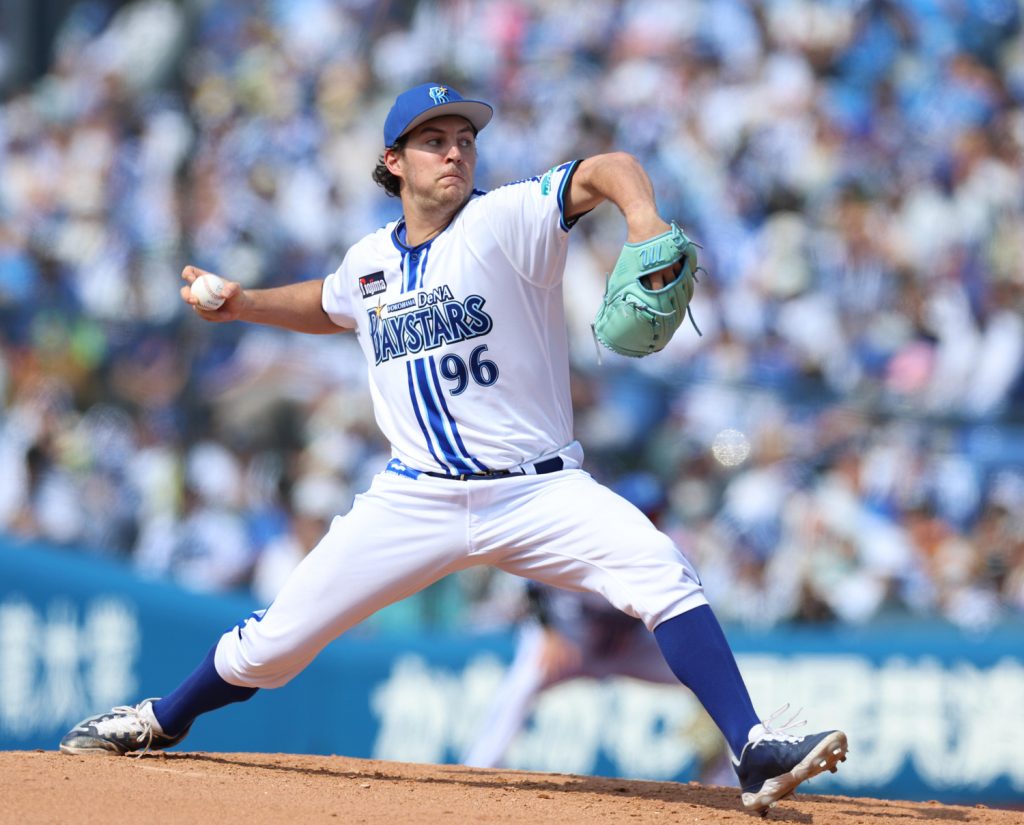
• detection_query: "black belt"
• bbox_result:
[424,456,564,481]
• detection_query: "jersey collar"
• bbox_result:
[390,190,486,253]
[391,219,434,254]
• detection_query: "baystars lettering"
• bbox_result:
[369,286,494,364]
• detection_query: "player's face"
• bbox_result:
[387,116,477,215]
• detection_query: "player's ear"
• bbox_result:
[384,147,404,178]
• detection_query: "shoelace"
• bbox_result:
[104,703,156,757]
[754,703,807,745]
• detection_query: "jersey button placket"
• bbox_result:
[409,251,420,290]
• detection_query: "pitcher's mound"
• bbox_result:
[3,751,1016,825]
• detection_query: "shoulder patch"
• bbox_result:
[540,167,557,196]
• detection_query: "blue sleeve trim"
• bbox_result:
[556,159,589,232]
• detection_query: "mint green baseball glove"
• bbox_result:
[592,222,699,357]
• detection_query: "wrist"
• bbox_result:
[624,208,669,242]
[234,287,257,321]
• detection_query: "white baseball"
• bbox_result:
[190,273,227,310]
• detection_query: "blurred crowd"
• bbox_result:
[1,0,1023,633]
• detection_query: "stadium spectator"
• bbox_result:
[1,0,1022,630]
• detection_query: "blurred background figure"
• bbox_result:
[462,473,732,785]
[250,470,351,606]
[133,440,250,592]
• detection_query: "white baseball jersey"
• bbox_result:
[322,161,584,474]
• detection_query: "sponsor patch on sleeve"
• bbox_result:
[359,271,387,299]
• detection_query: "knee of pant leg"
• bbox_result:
[644,591,710,632]
[213,613,316,690]
[624,534,708,630]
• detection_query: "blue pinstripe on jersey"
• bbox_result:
[400,231,445,468]
[406,360,449,472]
[395,225,485,474]
[416,245,430,290]
[413,358,475,473]
[428,355,488,472]
[403,250,415,292]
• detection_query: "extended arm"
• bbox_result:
[564,153,680,288]
[565,152,670,241]
[180,266,346,334]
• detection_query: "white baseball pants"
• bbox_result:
[214,468,707,689]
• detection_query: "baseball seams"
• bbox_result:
[191,274,227,310]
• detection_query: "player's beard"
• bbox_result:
[405,175,471,227]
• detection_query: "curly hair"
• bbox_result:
[372,135,409,198]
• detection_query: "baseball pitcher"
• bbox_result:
[60,83,847,813]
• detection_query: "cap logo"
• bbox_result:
[428,86,450,105]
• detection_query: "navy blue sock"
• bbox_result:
[152,644,258,737]
[653,604,760,759]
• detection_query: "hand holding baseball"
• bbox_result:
[181,266,242,320]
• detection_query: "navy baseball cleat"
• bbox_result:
[59,699,191,756]
[734,706,848,814]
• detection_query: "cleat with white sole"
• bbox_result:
[59,699,190,756]
[734,706,848,813]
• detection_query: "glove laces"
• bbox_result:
[686,264,706,336]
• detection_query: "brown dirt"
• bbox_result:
[1,751,1017,825]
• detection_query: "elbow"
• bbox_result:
[595,151,644,173]
[578,151,648,190]
[570,152,651,217]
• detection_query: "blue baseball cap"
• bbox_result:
[383,83,493,148]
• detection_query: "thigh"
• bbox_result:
[216,473,469,687]
[476,471,707,630]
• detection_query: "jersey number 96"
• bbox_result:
[439,345,499,395]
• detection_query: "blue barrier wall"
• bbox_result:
[2,537,1022,805]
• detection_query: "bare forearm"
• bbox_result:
[238,280,340,334]
[181,266,345,334]
[567,152,665,241]
[566,153,684,289]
